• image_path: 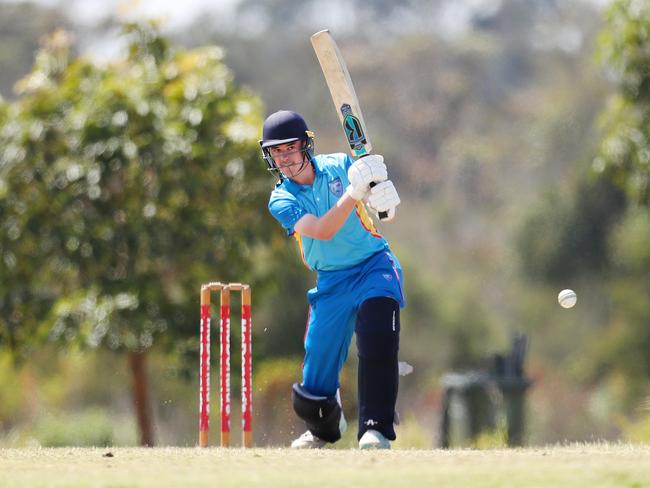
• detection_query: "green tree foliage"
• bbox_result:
[0,22,277,445]
[0,22,270,357]
[589,208,650,406]
[595,0,650,205]
[566,0,650,415]
[517,177,626,283]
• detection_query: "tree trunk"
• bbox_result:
[128,350,154,447]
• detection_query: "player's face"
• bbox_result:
[270,141,309,179]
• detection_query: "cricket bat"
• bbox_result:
[310,29,392,221]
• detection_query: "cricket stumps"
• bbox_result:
[199,282,252,448]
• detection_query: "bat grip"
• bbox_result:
[368,181,389,220]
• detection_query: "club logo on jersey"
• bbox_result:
[329,176,344,197]
[340,104,367,156]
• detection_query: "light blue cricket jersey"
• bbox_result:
[268,153,390,271]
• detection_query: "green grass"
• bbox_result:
[1,444,650,487]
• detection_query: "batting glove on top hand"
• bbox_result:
[346,155,388,200]
[366,180,400,221]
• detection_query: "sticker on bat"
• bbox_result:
[340,104,367,156]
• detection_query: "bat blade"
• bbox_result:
[311,29,392,221]
[310,29,372,158]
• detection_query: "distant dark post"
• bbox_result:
[439,333,532,448]
[497,333,531,446]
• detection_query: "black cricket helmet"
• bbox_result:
[260,110,315,178]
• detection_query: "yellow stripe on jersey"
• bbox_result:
[293,231,311,269]
[354,202,382,238]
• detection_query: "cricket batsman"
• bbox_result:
[261,110,404,449]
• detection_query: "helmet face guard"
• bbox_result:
[260,111,315,180]
[261,132,315,180]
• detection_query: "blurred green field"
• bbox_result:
[1,444,649,488]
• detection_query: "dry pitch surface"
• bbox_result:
[1,444,649,487]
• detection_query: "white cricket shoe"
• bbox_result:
[291,430,328,449]
[291,411,347,449]
[359,429,391,449]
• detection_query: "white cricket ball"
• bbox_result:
[558,289,577,308]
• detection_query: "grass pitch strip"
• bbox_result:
[1,444,649,487]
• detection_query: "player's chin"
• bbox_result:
[285,164,305,178]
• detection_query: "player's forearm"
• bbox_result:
[295,193,358,240]
[320,192,358,239]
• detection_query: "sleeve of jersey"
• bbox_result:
[268,193,308,237]
[342,153,354,171]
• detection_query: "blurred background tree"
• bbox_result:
[588,0,650,437]
[595,0,650,206]
[0,20,276,446]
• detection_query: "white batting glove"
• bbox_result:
[377,207,396,221]
[346,155,387,200]
[366,180,400,220]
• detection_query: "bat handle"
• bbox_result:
[368,181,390,221]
